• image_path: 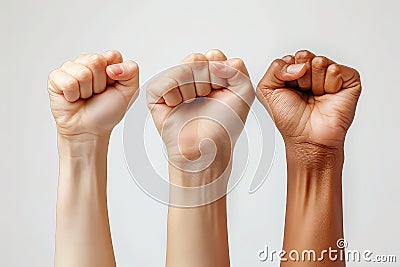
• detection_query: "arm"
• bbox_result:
[256,50,361,267]
[282,144,345,266]
[48,50,139,267]
[55,135,116,267]
[166,161,231,267]
[147,49,254,267]
[166,200,229,267]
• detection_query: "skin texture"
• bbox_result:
[48,50,139,267]
[147,49,254,267]
[257,50,361,266]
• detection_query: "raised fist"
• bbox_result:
[257,50,361,150]
[48,50,139,139]
[147,49,254,177]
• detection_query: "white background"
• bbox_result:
[1,0,399,266]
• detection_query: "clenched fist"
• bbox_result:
[48,50,139,139]
[147,49,254,182]
[257,50,361,151]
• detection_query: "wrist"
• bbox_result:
[166,135,232,185]
[167,160,232,207]
[57,133,110,200]
[285,140,344,172]
[284,141,344,197]
[57,133,110,158]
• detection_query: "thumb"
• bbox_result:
[209,58,249,85]
[258,59,307,91]
[209,58,254,107]
[106,60,139,89]
[106,60,139,103]
[256,59,307,118]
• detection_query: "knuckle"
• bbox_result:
[295,49,313,59]
[148,76,174,95]
[282,55,294,62]
[176,65,192,80]
[352,68,361,80]
[76,53,92,60]
[62,78,78,91]
[270,59,283,69]
[229,58,245,68]
[147,79,160,94]
[312,56,329,69]
[108,50,123,61]
[187,53,206,61]
[147,78,158,90]
[48,69,58,82]
[128,60,139,72]
[327,64,341,76]
[61,60,73,69]
[76,68,92,81]
[87,54,107,69]
[206,49,226,59]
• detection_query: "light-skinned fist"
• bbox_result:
[48,50,139,139]
[147,49,254,179]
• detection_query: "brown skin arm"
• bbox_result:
[257,50,361,266]
[282,144,345,266]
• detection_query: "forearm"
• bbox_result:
[166,165,230,267]
[55,135,116,267]
[282,143,345,267]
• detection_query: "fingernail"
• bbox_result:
[287,63,305,74]
[108,64,123,76]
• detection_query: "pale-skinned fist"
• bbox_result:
[48,50,139,139]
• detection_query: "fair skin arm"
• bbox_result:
[257,50,361,266]
[56,135,115,267]
[48,51,139,267]
[147,49,254,267]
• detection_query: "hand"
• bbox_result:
[257,50,361,151]
[48,50,139,139]
[147,49,254,176]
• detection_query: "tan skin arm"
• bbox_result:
[257,50,361,266]
[166,166,231,267]
[48,50,139,267]
[147,49,254,267]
